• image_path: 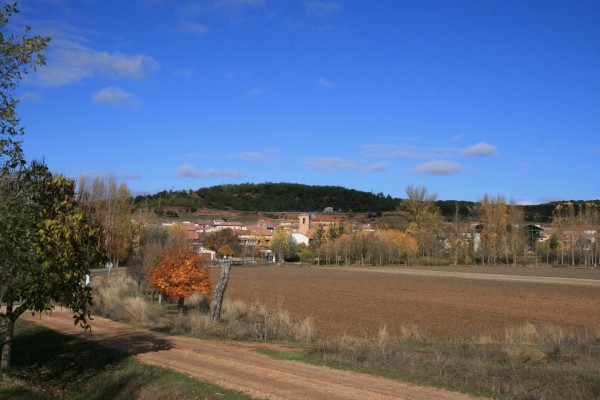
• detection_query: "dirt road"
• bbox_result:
[23,308,482,400]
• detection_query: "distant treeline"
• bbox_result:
[134,183,399,213]
[133,183,598,222]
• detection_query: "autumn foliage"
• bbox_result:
[151,248,211,309]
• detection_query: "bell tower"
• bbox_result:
[299,213,310,235]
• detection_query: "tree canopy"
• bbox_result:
[150,248,212,310]
[0,162,105,375]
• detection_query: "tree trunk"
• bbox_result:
[210,261,232,322]
[1,317,14,378]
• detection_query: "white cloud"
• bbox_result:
[29,38,159,87]
[231,152,268,161]
[176,164,242,178]
[304,1,343,17]
[462,142,498,157]
[91,86,141,108]
[303,156,357,171]
[363,162,389,172]
[177,20,209,36]
[411,160,462,175]
[317,78,333,88]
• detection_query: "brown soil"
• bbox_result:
[23,309,481,400]
[218,265,600,339]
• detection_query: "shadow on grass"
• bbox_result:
[5,321,253,400]
[8,322,148,398]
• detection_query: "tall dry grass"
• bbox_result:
[91,274,314,343]
[91,274,162,326]
[310,321,600,400]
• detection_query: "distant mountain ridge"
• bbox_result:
[133,182,598,222]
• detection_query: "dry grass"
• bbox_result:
[171,300,315,342]
[91,275,314,343]
[91,274,600,399]
[309,322,600,400]
[91,275,162,326]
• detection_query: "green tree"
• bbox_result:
[269,227,295,263]
[0,4,49,169]
[0,162,105,376]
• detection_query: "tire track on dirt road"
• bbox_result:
[23,308,484,400]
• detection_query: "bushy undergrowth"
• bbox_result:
[91,274,315,343]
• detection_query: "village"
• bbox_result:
[150,208,599,266]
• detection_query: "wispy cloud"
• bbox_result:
[182,153,212,159]
[411,160,462,175]
[176,20,209,36]
[462,142,498,157]
[246,87,264,96]
[20,91,43,102]
[304,1,343,17]
[171,68,195,78]
[120,172,143,180]
[230,151,268,162]
[449,133,466,142]
[215,0,265,7]
[91,86,141,108]
[363,162,389,172]
[362,144,455,160]
[28,37,159,87]
[78,170,142,181]
[303,156,357,171]
[176,164,242,178]
[317,78,333,88]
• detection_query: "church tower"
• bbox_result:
[299,213,310,235]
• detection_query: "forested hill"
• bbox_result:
[133,183,598,221]
[134,183,399,213]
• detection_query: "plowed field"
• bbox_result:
[217,265,600,339]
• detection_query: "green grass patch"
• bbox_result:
[1,321,254,400]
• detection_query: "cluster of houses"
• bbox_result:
[153,213,597,262]
[158,213,374,262]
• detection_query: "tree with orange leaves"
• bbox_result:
[150,248,211,311]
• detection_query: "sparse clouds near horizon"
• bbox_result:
[230,151,269,162]
[411,160,462,175]
[16,1,599,202]
[303,156,357,171]
[176,164,242,178]
[462,142,498,157]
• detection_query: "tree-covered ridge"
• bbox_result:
[135,183,399,213]
[133,183,599,221]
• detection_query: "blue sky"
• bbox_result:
[13,0,600,203]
